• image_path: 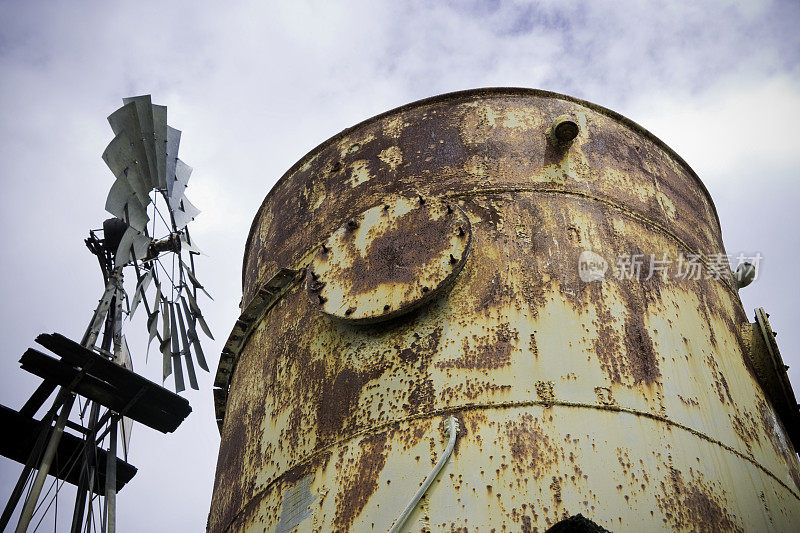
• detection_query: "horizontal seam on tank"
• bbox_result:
[443,186,738,296]
[226,399,798,528]
[247,185,735,309]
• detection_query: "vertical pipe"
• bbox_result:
[104,417,118,533]
[389,417,459,533]
[75,287,118,533]
[16,393,76,533]
[69,465,88,533]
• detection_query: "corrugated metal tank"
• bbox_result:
[208,88,800,532]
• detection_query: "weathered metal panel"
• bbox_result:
[209,88,800,532]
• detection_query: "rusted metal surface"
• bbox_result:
[306,195,471,324]
[745,308,800,448]
[213,268,303,431]
[209,88,800,531]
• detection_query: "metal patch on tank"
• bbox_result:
[306,195,471,323]
[275,474,317,533]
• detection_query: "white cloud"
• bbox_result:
[631,74,800,180]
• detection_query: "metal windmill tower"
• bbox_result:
[0,95,212,532]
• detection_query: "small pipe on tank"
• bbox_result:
[389,416,459,533]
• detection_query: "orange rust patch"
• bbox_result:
[334,432,389,531]
[656,467,742,533]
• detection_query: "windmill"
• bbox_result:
[0,95,211,532]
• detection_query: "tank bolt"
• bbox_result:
[383,304,391,311]
[345,307,356,316]
[383,204,390,211]
[347,219,359,230]
[547,115,580,146]
[422,286,429,293]
[317,294,327,304]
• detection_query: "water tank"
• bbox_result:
[209,89,800,532]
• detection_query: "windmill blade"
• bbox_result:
[115,227,137,266]
[122,95,159,189]
[107,101,154,189]
[193,307,213,340]
[169,302,180,356]
[174,301,191,358]
[165,127,182,198]
[172,197,201,232]
[184,286,214,340]
[179,232,203,256]
[105,175,134,217]
[133,232,152,259]
[147,309,159,353]
[152,104,168,189]
[172,346,185,393]
[181,296,208,372]
[102,131,152,207]
[146,279,163,357]
[184,350,198,390]
[106,188,149,234]
[126,198,150,234]
[175,303,199,390]
[168,301,186,392]
[160,296,172,382]
[119,229,151,265]
[170,158,192,204]
[181,260,213,300]
[160,335,173,385]
[129,269,153,318]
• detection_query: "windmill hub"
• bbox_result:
[149,232,182,257]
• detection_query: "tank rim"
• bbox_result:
[242,86,720,291]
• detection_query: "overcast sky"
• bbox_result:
[1,1,799,531]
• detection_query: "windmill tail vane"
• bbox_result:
[0,94,207,532]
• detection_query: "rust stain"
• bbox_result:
[347,206,450,295]
[622,304,661,386]
[656,467,742,533]
[505,413,560,480]
[436,323,517,370]
[334,432,388,531]
[536,381,556,404]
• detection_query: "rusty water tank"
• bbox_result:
[209,88,800,531]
